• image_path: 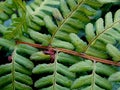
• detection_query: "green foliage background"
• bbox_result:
[0,0,120,90]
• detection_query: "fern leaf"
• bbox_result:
[70,60,116,89]
[0,50,34,89]
[114,9,120,21]
[57,63,75,78]
[0,74,12,88]
[0,0,15,21]
[105,12,113,27]
[109,72,120,82]
[81,9,120,60]
[43,0,105,47]
[1,81,32,90]
[71,74,92,89]
[69,60,93,73]
[2,0,32,40]
[44,15,58,34]
[4,21,26,40]
[4,17,27,39]
[28,29,51,46]
[95,63,117,76]
[69,32,109,58]
[55,73,72,87]
[41,84,69,90]
[14,72,33,85]
[17,35,35,43]
[30,51,50,61]
[16,44,39,55]
[69,60,116,76]
[60,0,70,17]
[106,44,120,61]
[33,63,75,79]
[57,52,81,65]
[34,75,53,88]
[95,18,104,35]
[118,87,120,90]
[95,74,112,90]
[70,33,87,52]
[97,0,120,3]
[51,39,74,50]
[29,0,60,17]
[85,23,95,42]
[0,18,34,44]
[25,0,60,32]
[0,41,39,89]
[13,53,34,70]
[32,63,54,74]
[32,51,81,71]
[0,38,15,50]
[0,0,120,90]
[0,64,11,76]
[81,85,105,90]
[35,73,72,89]
[0,1,14,14]
[32,51,75,89]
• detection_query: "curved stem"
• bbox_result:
[17,41,120,66]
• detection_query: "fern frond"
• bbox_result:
[0,53,32,89]
[70,33,87,52]
[109,71,120,90]
[69,60,117,89]
[0,44,39,90]
[85,9,120,59]
[97,0,120,3]
[106,44,120,61]
[57,52,82,65]
[4,17,26,39]
[22,0,60,46]
[16,44,39,55]
[71,74,112,89]
[29,0,60,17]
[70,9,120,60]
[1,0,35,42]
[2,0,30,40]
[25,0,60,31]
[13,0,26,13]
[51,38,74,50]
[28,29,51,46]
[31,51,76,89]
[0,38,15,50]
[0,0,15,21]
[0,0,120,90]
[30,51,50,61]
[109,72,120,82]
[69,60,117,76]
[41,84,70,90]
[44,0,104,47]
[26,0,116,49]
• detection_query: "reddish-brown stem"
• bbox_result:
[16,41,49,49]
[17,41,120,66]
[55,48,120,66]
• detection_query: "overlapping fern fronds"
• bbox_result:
[70,9,120,61]
[0,43,38,90]
[69,60,117,90]
[44,0,104,46]
[0,0,120,90]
